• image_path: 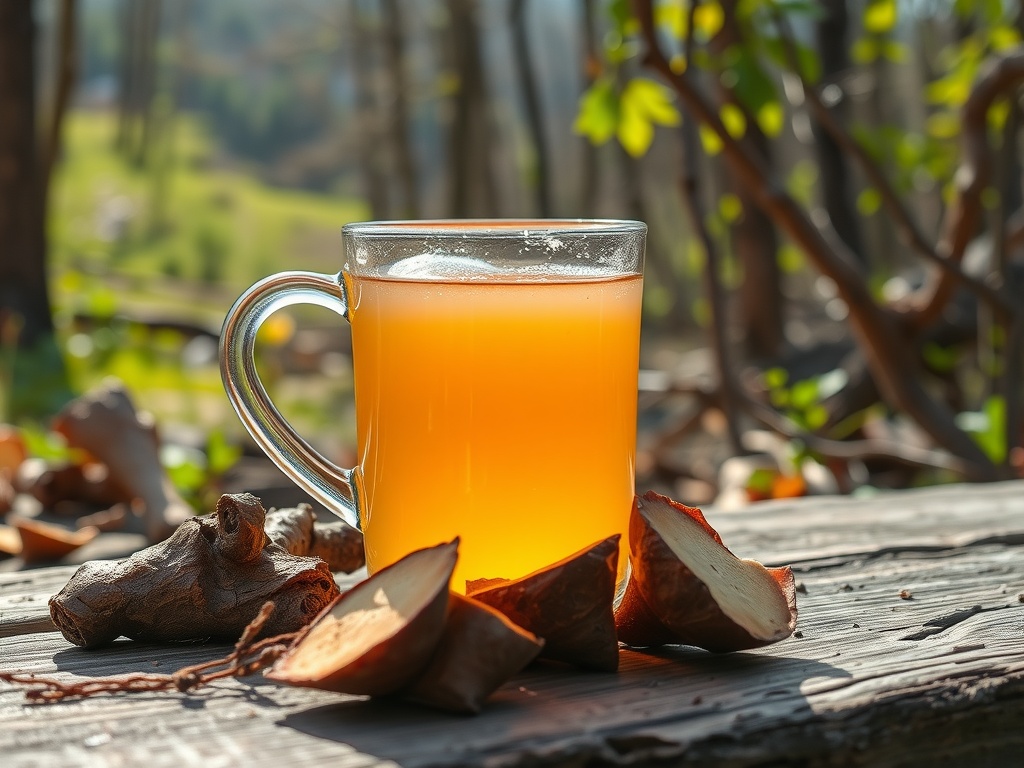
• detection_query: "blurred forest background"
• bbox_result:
[1,0,1023,518]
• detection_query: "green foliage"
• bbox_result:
[575,76,681,157]
[51,113,366,295]
[763,367,849,434]
[956,396,1007,464]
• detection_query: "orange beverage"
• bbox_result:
[347,262,643,589]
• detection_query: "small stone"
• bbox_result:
[899,589,913,600]
[840,583,854,592]
[795,582,808,595]
[794,631,804,638]
[853,623,860,628]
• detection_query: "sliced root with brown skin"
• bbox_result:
[466,535,620,672]
[267,540,458,697]
[615,491,797,652]
[10,517,99,563]
[404,593,543,714]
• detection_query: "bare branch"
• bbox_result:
[911,52,1024,329]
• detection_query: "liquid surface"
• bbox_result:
[347,259,642,589]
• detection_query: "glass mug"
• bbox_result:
[220,219,645,590]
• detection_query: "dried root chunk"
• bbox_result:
[264,503,365,573]
[49,493,339,648]
[467,535,620,672]
[616,491,797,652]
[404,593,543,714]
[267,540,458,697]
[16,459,128,510]
[52,380,194,543]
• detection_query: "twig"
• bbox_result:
[0,602,296,703]
[738,393,969,476]
[770,9,1012,317]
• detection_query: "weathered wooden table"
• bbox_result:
[2,481,1023,767]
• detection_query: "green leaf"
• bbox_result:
[757,101,785,137]
[617,78,681,157]
[206,428,242,476]
[857,187,882,216]
[719,193,743,223]
[790,379,820,410]
[655,3,686,38]
[693,2,725,39]
[805,404,829,430]
[956,396,1007,463]
[625,78,682,125]
[574,78,619,145]
[745,467,775,496]
[990,25,1022,51]
[989,98,1011,132]
[764,367,788,390]
[863,0,897,34]
[777,243,805,273]
[851,37,879,64]
[922,342,960,373]
[618,106,655,157]
[699,124,723,155]
[720,103,747,139]
[926,112,960,140]
[882,40,906,62]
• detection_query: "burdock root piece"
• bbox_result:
[616,491,797,652]
[404,593,543,714]
[466,536,620,672]
[264,504,365,573]
[52,380,194,543]
[267,540,458,696]
[16,459,129,510]
[48,493,339,648]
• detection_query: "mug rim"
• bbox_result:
[341,218,647,239]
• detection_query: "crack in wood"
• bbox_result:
[898,604,990,641]
[782,535,1024,572]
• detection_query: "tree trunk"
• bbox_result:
[578,0,600,216]
[813,0,865,267]
[446,0,498,217]
[715,1,783,360]
[510,0,552,217]
[381,0,420,218]
[0,0,71,418]
[132,0,162,168]
[348,0,389,219]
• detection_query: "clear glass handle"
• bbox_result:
[219,271,360,528]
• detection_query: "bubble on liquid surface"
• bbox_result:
[384,252,625,282]
[385,253,503,280]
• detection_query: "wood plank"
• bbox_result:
[2,536,1022,766]
[704,479,1024,565]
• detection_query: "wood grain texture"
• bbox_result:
[1,481,1023,768]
